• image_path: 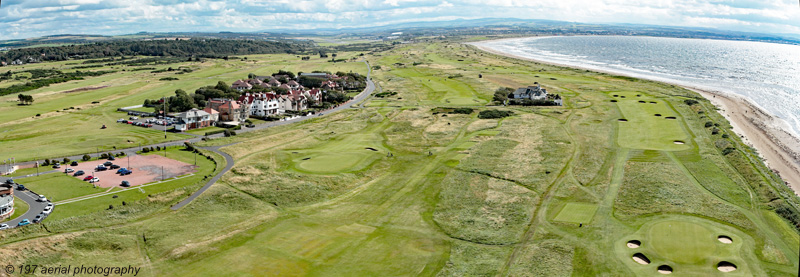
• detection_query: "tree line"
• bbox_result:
[0,39,308,63]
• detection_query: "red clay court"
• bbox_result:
[67,155,197,188]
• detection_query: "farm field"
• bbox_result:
[0,40,799,276]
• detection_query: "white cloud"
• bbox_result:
[0,0,798,39]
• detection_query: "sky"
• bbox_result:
[1,0,799,39]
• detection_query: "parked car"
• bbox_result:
[103,161,113,166]
[52,164,61,169]
[33,214,44,223]
[43,205,53,214]
[121,181,130,187]
[110,164,120,169]
[0,224,9,230]
[83,175,94,181]
[120,169,132,176]
[65,168,74,173]
[46,202,54,208]
[17,219,30,226]
[90,177,99,183]
[117,168,128,174]
[70,161,78,166]
[130,116,138,120]
[16,184,25,191]
[73,170,85,176]
[108,156,115,161]
[96,165,107,171]
[5,179,14,185]
[37,195,47,202]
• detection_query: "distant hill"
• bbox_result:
[0,39,311,63]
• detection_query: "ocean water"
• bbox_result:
[476,36,800,136]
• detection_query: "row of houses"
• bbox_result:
[171,72,358,132]
[172,88,325,131]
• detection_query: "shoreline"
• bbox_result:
[469,41,800,195]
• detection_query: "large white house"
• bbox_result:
[173,108,216,131]
[512,83,548,100]
[240,92,282,116]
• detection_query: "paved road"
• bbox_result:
[170,144,237,210]
[2,185,50,228]
[4,60,376,214]
[170,60,376,209]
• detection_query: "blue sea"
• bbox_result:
[475,36,800,136]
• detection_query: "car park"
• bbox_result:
[73,170,85,176]
[90,177,99,183]
[121,181,130,187]
[83,175,94,181]
[0,224,9,230]
[37,195,47,202]
[65,168,74,173]
[17,219,30,226]
[110,164,120,169]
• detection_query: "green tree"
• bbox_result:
[82,154,91,161]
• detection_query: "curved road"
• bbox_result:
[170,143,237,210]
[169,60,375,209]
[4,61,376,216]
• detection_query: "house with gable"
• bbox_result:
[240,92,281,116]
[174,108,215,131]
[512,83,548,101]
[207,98,249,123]
[231,80,253,91]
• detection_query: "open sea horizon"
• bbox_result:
[475,36,800,136]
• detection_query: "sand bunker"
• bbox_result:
[302,157,311,160]
[618,119,628,122]
[639,100,646,103]
[365,147,378,151]
[717,261,737,272]
[611,100,618,102]
[64,85,108,93]
[650,101,657,104]
[674,141,685,145]
[665,116,677,120]
[657,265,673,274]
[717,235,733,244]
[627,240,641,248]
[654,114,662,117]
[612,95,619,97]
[632,253,650,265]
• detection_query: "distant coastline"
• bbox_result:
[469,38,800,195]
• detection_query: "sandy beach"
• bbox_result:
[470,41,800,195]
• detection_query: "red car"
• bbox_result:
[83,175,94,181]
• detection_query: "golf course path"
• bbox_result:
[170,143,238,210]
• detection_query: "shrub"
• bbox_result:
[704,121,713,128]
[43,159,50,166]
[722,147,736,155]
[684,99,699,106]
[62,158,70,164]
[36,114,41,117]
[711,128,720,135]
[142,148,150,153]
[451,108,472,114]
[119,152,125,156]
[478,109,514,119]
[722,134,729,139]
[100,153,108,159]
[156,146,161,151]
[82,154,91,161]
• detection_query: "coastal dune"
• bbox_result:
[470,40,800,195]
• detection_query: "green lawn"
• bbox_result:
[15,172,101,202]
[614,92,690,151]
[553,202,598,224]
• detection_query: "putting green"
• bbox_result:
[617,216,756,275]
[614,92,690,151]
[286,132,386,174]
[649,221,716,263]
[553,202,598,224]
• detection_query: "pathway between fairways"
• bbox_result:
[170,144,237,210]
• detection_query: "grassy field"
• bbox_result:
[0,39,798,276]
[15,172,101,202]
[0,53,367,162]
[2,196,29,223]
